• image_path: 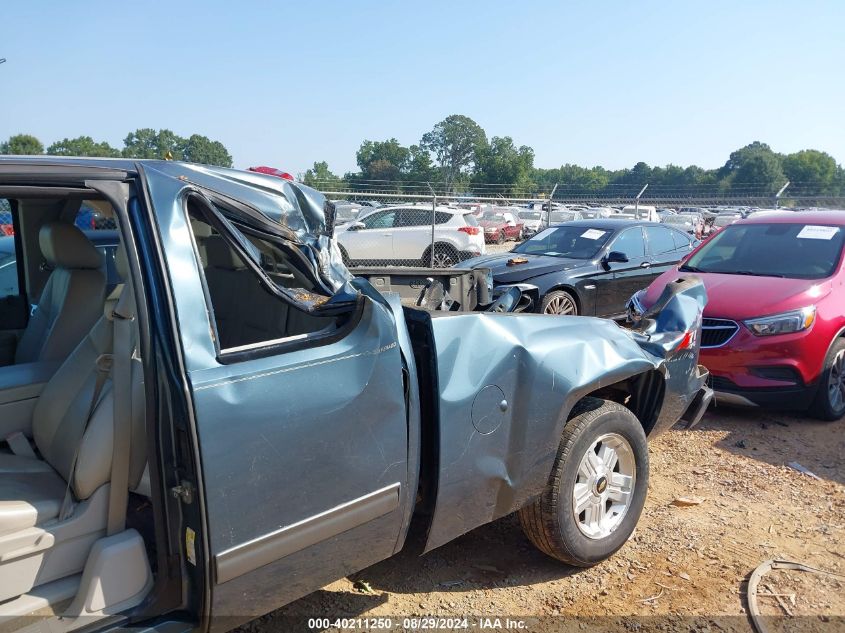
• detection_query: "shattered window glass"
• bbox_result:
[187,200,336,351]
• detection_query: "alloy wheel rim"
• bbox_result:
[544,294,577,315]
[828,350,845,411]
[432,252,454,268]
[572,433,636,540]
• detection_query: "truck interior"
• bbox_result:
[185,199,338,352]
[0,185,356,631]
[0,190,158,631]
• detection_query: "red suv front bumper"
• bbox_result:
[701,321,824,408]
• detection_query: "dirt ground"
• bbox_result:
[239,408,845,633]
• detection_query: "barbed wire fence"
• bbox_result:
[317,178,845,269]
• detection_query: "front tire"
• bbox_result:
[425,244,458,268]
[542,290,578,315]
[518,398,649,567]
[811,338,845,421]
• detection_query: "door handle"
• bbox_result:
[640,262,651,268]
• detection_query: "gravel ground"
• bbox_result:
[484,241,519,256]
[238,408,845,633]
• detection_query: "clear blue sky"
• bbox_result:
[1,1,843,175]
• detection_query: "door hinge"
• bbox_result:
[170,480,195,505]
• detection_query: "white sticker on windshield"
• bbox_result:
[797,225,839,240]
[581,229,606,240]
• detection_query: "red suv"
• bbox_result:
[630,211,845,419]
[478,209,524,244]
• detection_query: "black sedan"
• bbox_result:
[460,220,695,317]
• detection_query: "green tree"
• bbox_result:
[356,138,410,181]
[0,134,44,155]
[302,161,343,189]
[420,115,488,190]
[121,128,184,160]
[718,142,785,194]
[782,150,838,196]
[180,134,232,167]
[47,136,120,157]
[473,136,534,194]
[732,153,786,193]
[404,144,436,183]
[720,141,777,174]
[613,161,652,185]
[557,164,610,193]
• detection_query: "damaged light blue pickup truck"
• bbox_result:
[0,157,711,632]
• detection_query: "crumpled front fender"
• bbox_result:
[421,312,661,551]
[421,276,708,551]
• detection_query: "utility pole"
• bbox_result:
[427,182,436,268]
[774,181,790,209]
[635,183,649,215]
[547,183,558,228]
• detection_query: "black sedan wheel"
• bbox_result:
[542,290,578,315]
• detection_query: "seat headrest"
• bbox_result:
[190,219,213,239]
[205,235,245,270]
[39,222,102,270]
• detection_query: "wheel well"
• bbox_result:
[546,285,581,312]
[422,241,459,256]
[569,370,665,435]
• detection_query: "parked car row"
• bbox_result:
[455,207,845,421]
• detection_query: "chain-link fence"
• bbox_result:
[0,199,117,236]
[324,187,845,270]
[327,193,545,269]
[0,198,12,236]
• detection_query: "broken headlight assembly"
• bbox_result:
[744,305,816,337]
[626,290,646,324]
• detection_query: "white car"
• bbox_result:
[517,209,544,237]
[619,205,661,222]
[335,205,486,268]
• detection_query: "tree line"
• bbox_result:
[0,129,232,167]
[3,116,843,199]
[302,115,845,200]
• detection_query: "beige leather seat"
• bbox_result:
[0,246,144,602]
[202,234,332,347]
[15,222,106,364]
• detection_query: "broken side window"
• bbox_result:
[186,196,342,353]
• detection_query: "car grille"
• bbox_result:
[701,318,739,348]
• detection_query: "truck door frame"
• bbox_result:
[141,168,414,630]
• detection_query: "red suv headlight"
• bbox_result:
[744,306,816,336]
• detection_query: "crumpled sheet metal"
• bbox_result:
[145,162,352,292]
[421,276,708,552]
[421,312,661,552]
[631,275,708,357]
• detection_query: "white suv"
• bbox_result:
[335,205,485,268]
